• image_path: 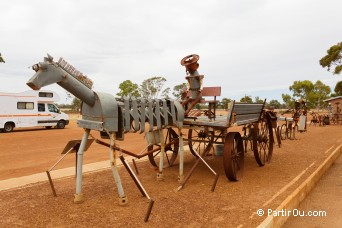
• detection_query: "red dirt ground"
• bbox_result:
[0,114,341,227]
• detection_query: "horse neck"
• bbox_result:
[56,70,95,107]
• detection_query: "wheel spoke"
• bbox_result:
[148,128,179,168]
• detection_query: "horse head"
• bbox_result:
[26,54,95,106]
[27,54,65,90]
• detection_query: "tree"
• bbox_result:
[139,76,170,99]
[319,42,342,75]
[220,98,231,110]
[289,80,314,101]
[172,82,187,99]
[282,93,294,108]
[70,73,94,112]
[71,97,82,111]
[162,87,171,99]
[268,99,281,109]
[288,80,331,109]
[254,96,264,103]
[310,80,331,109]
[333,81,342,96]
[116,80,140,98]
[240,95,252,103]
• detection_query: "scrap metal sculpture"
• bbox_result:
[26,54,184,221]
[26,53,273,222]
[180,54,204,116]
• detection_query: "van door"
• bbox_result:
[37,103,58,126]
[37,103,48,126]
[47,103,60,124]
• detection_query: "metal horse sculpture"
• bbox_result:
[26,55,185,217]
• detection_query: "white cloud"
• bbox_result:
[0,0,341,104]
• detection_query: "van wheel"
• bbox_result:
[4,123,14,132]
[57,121,66,129]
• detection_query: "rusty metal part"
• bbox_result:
[132,159,139,174]
[264,110,281,148]
[242,124,253,152]
[180,54,200,72]
[95,137,179,160]
[145,200,154,222]
[252,118,273,166]
[46,139,94,197]
[275,126,282,148]
[279,117,297,140]
[119,155,154,222]
[188,128,214,157]
[177,140,218,191]
[147,128,179,168]
[46,171,57,197]
[223,132,244,181]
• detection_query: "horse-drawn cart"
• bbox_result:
[26,53,275,221]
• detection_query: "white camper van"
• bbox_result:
[0,90,69,132]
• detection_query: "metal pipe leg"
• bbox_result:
[109,133,128,206]
[178,128,184,182]
[157,129,165,181]
[74,128,90,203]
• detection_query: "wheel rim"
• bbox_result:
[280,124,287,140]
[188,129,214,157]
[4,123,13,132]
[147,128,179,168]
[253,121,273,166]
[223,132,244,181]
[292,125,298,139]
[276,126,282,148]
[57,121,65,129]
[242,125,253,152]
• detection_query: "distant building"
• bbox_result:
[323,96,342,113]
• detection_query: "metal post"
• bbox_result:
[178,128,184,182]
[74,128,90,203]
[157,129,164,181]
[109,132,128,205]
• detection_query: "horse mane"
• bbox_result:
[56,57,93,89]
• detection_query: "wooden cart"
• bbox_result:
[147,97,275,183]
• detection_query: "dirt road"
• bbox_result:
[0,116,147,180]
[0,116,341,227]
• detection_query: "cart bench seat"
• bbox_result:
[186,86,221,119]
[183,100,266,128]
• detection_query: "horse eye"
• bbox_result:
[32,64,40,72]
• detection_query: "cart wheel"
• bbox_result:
[252,120,273,166]
[242,124,253,152]
[275,126,282,148]
[280,124,287,140]
[287,124,296,140]
[292,124,298,139]
[147,128,179,168]
[188,129,214,157]
[223,132,244,181]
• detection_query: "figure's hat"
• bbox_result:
[180,54,200,72]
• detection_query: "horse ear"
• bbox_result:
[44,53,53,62]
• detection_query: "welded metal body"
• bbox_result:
[26,54,184,216]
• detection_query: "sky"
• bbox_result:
[1,0,341,104]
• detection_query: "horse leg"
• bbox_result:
[109,132,128,205]
[74,128,91,203]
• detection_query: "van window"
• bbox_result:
[38,103,45,112]
[17,102,34,110]
[39,92,53,98]
[47,104,59,113]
